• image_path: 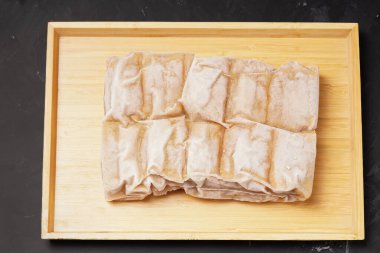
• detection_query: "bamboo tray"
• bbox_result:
[42,22,364,240]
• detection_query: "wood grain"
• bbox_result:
[41,22,364,240]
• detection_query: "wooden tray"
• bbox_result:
[42,22,364,240]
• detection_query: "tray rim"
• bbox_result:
[41,22,364,240]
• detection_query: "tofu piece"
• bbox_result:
[180,57,230,125]
[269,128,316,200]
[101,121,148,200]
[142,53,193,119]
[221,123,273,188]
[186,121,224,178]
[226,59,274,124]
[104,53,144,125]
[267,62,319,132]
[142,116,188,183]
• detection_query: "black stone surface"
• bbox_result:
[0,0,379,252]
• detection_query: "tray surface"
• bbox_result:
[42,22,363,240]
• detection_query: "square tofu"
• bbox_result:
[221,123,272,186]
[269,127,317,199]
[226,59,274,124]
[142,116,188,182]
[267,62,319,132]
[104,53,144,125]
[142,53,193,119]
[180,57,230,125]
[101,120,147,200]
[185,121,225,177]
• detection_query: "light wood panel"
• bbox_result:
[41,22,363,240]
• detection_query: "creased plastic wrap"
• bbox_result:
[101,52,319,202]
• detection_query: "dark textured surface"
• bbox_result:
[0,0,379,252]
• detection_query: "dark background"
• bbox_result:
[1,0,379,252]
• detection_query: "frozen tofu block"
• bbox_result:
[101,120,148,200]
[102,53,319,203]
[267,62,319,132]
[142,53,193,119]
[221,123,273,187]
[101,117,188,201]
[226,59,274,124]
[186,121,224,178]
[104,53,144,125]
[180,57,230,125]
[221,122,317,201]
[105,52,193,125]
[226,60,319,133]
[269,127,316,200]
[142,116,188,183]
